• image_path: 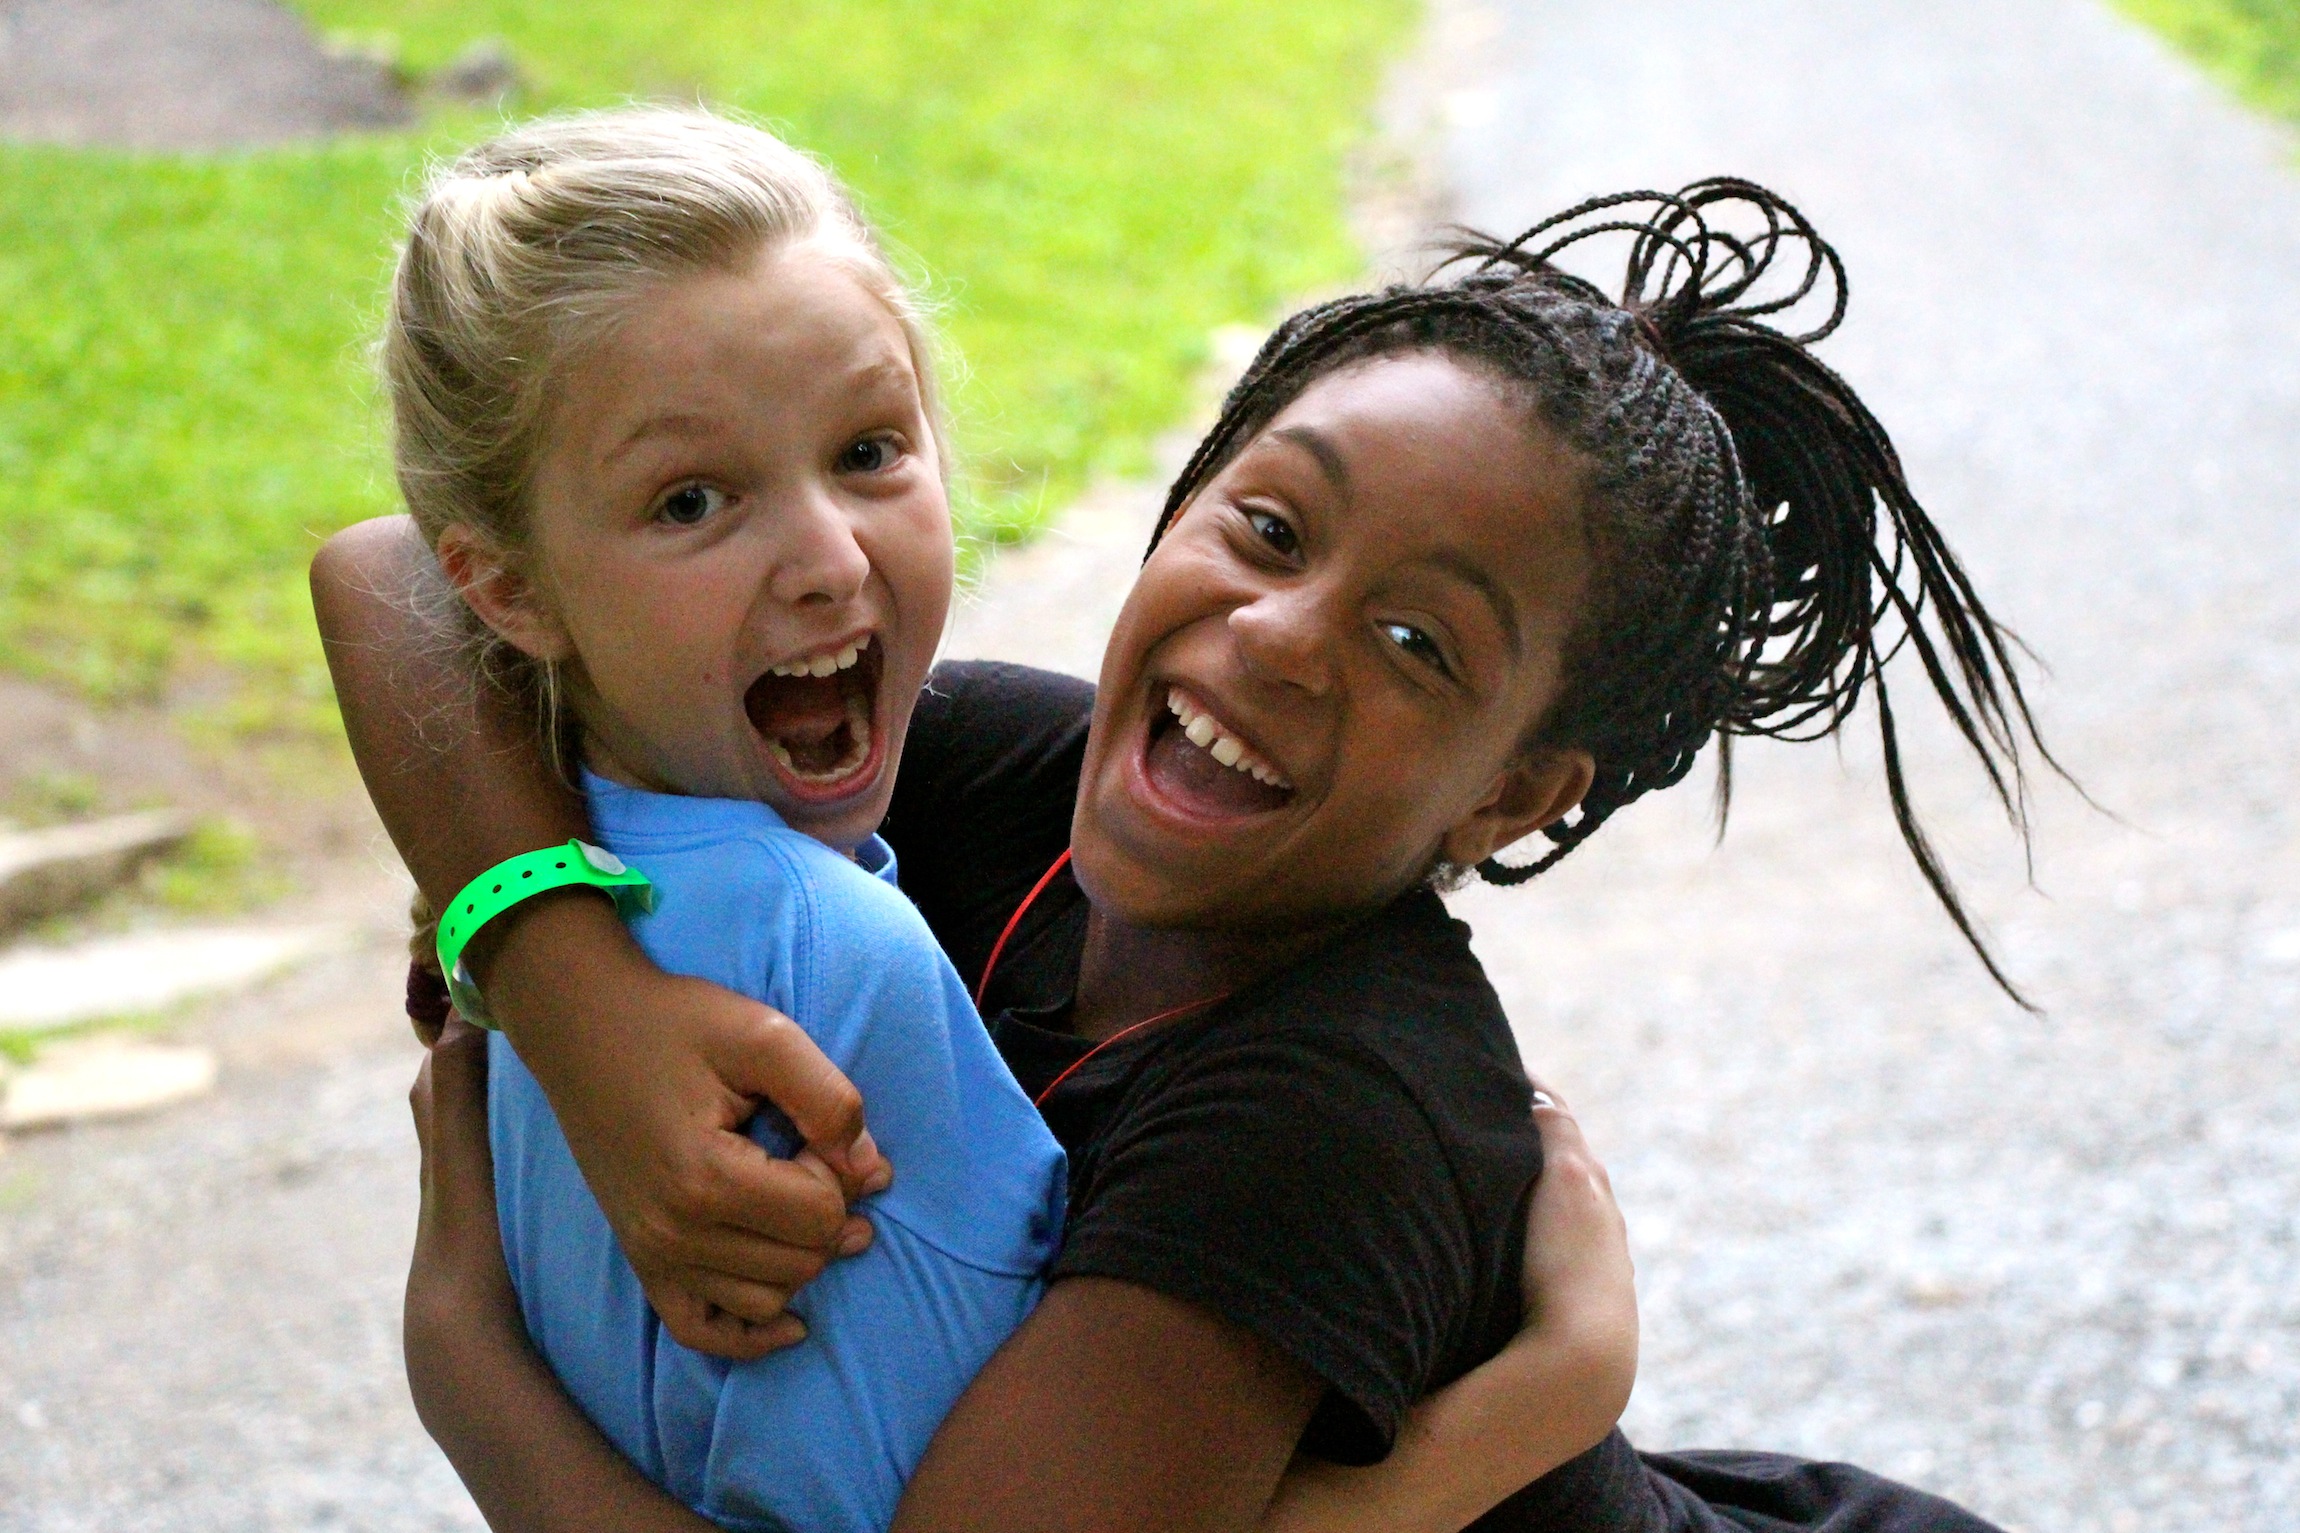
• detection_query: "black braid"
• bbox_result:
[1147,179,2065,1007]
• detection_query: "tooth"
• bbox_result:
[837,644,859,671]
[1210,735,1244,768]
[806,654,834,678]
[1184,716,1218,749]
[770,663,793,677]
[1167,689,1187,721]
[768,740,795,769]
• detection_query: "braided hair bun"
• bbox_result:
[1148,179,2061,1005]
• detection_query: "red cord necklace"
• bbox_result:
[974,848,1231,1108]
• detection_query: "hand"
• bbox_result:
[1517,1081,1638,1440]
[484,893,894,1360]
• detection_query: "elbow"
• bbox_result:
[310,514,421,640]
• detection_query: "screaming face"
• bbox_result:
[456,241,953,852]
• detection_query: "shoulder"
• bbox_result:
[1236,890,1533,1133]
[602,802,946,1011]
[896,660,1095,809]
[753,830,957,999]
[885,662,1094,965]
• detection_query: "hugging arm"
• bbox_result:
[895,1042,1637,1533]
[406,1024,1633,1533]
[314,516,885,1358]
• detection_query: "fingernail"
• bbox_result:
[770,1317,807,1349]
[839,1217,874,1257]
[853,1129,884,1172]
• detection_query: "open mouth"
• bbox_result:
[743,636,887,802]
[1139,685,1296,820]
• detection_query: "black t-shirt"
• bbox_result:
[882,662,2004,1533]
[883,661,1540,1463]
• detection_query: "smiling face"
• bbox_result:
[446,241,952,851]
[1072,352,1598,935]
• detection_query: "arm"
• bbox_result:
[315,516,886,1358]
[405,1017,720,1533]
[893,1278,1324,1533]
[1261,1091,1638,1533]
[408,1029,1631,1533]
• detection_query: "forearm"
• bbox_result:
[1261,1337,1619,1533]
[405,1281,712,1533]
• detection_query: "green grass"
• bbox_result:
[0,0,1413,737]
[2117,0,2300,122]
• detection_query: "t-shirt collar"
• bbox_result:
[581,768,898,887]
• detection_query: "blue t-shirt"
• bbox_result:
[489,773,1067,1533]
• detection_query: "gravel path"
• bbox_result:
[2,1,2293,1529]
[1421,2,2300,1528]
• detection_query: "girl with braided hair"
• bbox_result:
[318,179,2031,1532]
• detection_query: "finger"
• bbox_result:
[1520,1107,1634,1309]
[698,996,889,1193]
[676,1131,855,1251]
[645,1230,836,1295]
[652,1285,807,1362]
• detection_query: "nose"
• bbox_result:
[767,485,872,611]
[1228,585,1335,695]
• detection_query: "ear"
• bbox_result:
[435,524,574,663]
[1439,747,1596,870]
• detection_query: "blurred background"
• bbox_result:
[0,1,2294,1529]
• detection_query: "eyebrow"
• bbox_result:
[603,412,718,466]
[1268,424,1352,495]
[1424,546,1524,656]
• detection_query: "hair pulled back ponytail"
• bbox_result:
[1150,179,2062,1005]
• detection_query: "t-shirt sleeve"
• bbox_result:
[1051,1032,1484,1464]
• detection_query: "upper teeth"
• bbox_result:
[770,640,866,679]
[1167,689,1290,788]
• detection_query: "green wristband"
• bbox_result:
[435,840,655,1028]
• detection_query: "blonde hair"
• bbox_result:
[381,107,943,742]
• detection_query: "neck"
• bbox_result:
[1071,902,1342,1043]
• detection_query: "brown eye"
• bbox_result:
[658,484,725,526]
[1245,508,1299,557]
[840,436,899,473]
[1381,621,1449,675]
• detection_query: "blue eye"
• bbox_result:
[1381,621,1449,673]
[840,436,900,473]
[1245,508,1299,556]
[658,484,726,526]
